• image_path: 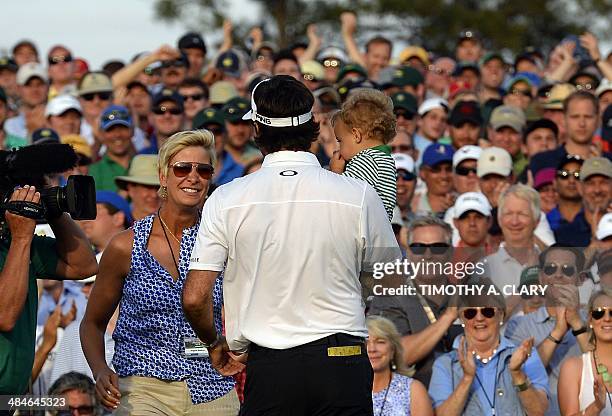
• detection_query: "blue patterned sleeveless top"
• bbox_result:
[112,215,234,403]
[372,373,413,416]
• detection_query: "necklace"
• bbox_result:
[377,373,392,416]
[593,350,612,409]
[158,210,181,244]
[157,208,179,276]
[473,354,501,416]
[472,348,498,364]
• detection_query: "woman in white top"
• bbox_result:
[559,288,612,415]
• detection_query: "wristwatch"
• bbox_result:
[202,334,222,349]
[514,378,532,392]
[572,326,588,337]
[547,334,561,344]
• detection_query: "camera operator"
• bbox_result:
[0,184,98,395]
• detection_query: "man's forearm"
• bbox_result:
[0,237,33,331]
[49,213,97,279]
[183,271,218,344]
[402,313,454,366]
[511,371,548,415]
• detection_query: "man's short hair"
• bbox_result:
[365,36,393,54]
[563,90,599,115]
[497,184,540,222]
[178,77,210,100]
[252,75,319,154]
[407,215,452,245]
[273,49,299,67]
[48,371,99,415]
[538,244,586,273]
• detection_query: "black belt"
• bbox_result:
[250,333,366,356]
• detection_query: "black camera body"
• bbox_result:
[0,143,97,222]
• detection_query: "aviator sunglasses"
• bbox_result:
[591,307,612,320]
[463,307,496,320]
[542,262,575,277]
[171,162,214,180]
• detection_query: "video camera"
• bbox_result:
[0,143,96,222]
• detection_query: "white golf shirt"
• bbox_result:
[189,151,400,352]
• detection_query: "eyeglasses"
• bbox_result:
[427,65,452,76]
[257,54,273,61]
[48,54,73,65]
[102,109,130,123]
[153,105,183,116]
[463,307,496,320]
[396,170,416,181]
[391,144,413,153]
[543,262,576,277]
[181,94,205,102]
[323,59,340,68]
[455,166,478,176]
[510,88,532,98]
[591,307,612,320]
[55,405,94,416]
[556,169,580,180]
[408,242,450,255]
[394,110,415,121]
[81,91,112,101]
[576,83,595,91]
[171,162,214,179]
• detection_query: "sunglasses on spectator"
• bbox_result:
[323,59,340,68]
[163,60,186,68]
[455,166,478,176]
[556,169,580,180]
[48,55,73,65]
[463,307,496,320]
[172,162,214,179]
[576,83,595,91]
[55,406,94,416]
[408,242,450,255]
[543,262,575,277]
[394,110,415,120]
[391,144,413,153]
[303,73,317,82]
[81,91,112,101]
[153,105,182,116]
[181,94,205,102]
[591,307,612,320]
[396,169,416,181]
[510,88,532,98]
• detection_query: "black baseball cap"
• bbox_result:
[525,118,559,139]
[178,32,207,54]
[449,101,483,127]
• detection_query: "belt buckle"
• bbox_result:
[327,345,362,356]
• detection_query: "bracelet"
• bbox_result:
[572,326,588,337]
[514,378,532,392]
[547,334,561,344]
[202,333,222,349]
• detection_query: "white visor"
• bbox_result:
[242,78,313,127]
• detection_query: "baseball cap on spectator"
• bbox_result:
[505,74,534,92]
[317,46,348,65]
[74,58,90,76]
[392,153,415,174]
[597,213,612,240]
[418,97,449,117]
[152,88,184,111]
[252,41,278,60]
[452,61,480,77]
[603,105,612,142]
[557,154,584,171]
[32,128,60,144]
[391,92,418,115]
[519,265,540,289]
[525,118,559,139]
[115,155,160,190]
[222,97,250,123]
[477,147,512,177]
[96,191,133,225]
[489,105,526,132]
[45,94,82,117]
[541,83,575,110]
[162,52,190,70]
[422,143,454,168]
[215,49,243,78]
[61,134,92,165]
[126,80,148,92]
[178,32,207,54]
[514,71,541,88]
[580,157,612,182]
[385,66,424,89]
[453,145,482,168]
[336,63,368,82]
[454,192,492,218]
[16,62,47,85]
[458,29,481,43]
[569,66,601,89]
[480,51,506,66]
[0,57,18,72]
[449,101,482,127]
[246,72,271,95]
[448,80,474,101]
[300,60,324,82]
[78,72,113,96]
[100,105,133,131]
[209,81,238,107]
[596,78,612,97]
[534,167,556,190]
[192,107,224,130]
[398,46,430,66]
[313,86,341,112]
[337,78,378,102]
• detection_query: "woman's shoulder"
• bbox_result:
[105,228,136,257]
[560,353,585,375]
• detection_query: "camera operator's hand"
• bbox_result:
[5,185,40,240]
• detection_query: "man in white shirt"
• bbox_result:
[183,75,400,415]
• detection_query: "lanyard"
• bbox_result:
[473,355,501,416]
[412,281,437,324]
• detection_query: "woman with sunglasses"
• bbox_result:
[81,130,239,415]
[559,288,612,415]
[429,290,550,415]
[367,315,433,416]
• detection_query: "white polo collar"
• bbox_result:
[261,151,321,168]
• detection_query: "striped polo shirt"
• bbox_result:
[344,144,396,221]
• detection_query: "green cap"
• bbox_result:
[192,107,224,130]
[387,66,424,88]
[391,92,418,115]
[520,266,540,288]
[336,63,368,82]
[221,97,250,123]
[480,52,506,66]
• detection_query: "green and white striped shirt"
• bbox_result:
[344,145,396,221]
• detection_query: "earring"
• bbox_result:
[461,322,465,328]
[590,324,593,329]
[391,361,397,371]
[499,321,504,326]
[159,186,168,200]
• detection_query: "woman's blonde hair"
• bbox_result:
[587,287,612,346]
[366,315,409,375]
[157,130,216,197]
[331,89,396,144]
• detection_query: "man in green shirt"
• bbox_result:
[0,184,97,395]
[88,105,135,192]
